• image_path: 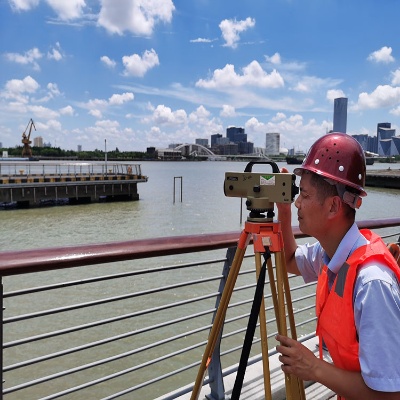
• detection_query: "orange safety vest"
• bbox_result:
[316,229,400,400]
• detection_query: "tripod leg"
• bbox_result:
[190,232,250,400]
[254,251,272,400]
[276,251,306,400]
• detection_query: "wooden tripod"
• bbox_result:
[190,219,306,400]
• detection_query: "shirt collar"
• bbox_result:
[322,222,368,274]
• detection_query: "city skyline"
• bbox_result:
[2,1,400,153]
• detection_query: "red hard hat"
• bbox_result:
[294,132,367,197]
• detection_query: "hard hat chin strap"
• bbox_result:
[325,180,362,209]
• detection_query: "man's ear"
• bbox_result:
[327,195,342,218]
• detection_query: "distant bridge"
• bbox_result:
[174,144,272,160]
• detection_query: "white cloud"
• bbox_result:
[367,46,395,63]
[8,0,85,20]
[292,76,337,93]
[190,38,215,43]
[101,55,116,68]
[220,105,236,118]
[47,82,61,97]
[2,76,40,102]
[122,49,160,77]
[89,109,103,118]
[83,92,134,118]
[46,0,86,20]
[59,105,74,115]
[109,92,134,105]
[151,104,187,125]
[219,17,255,48]
[5,47,43,70]
[188,105,210,123]
[196,61,284,89]
[391,69,400,86]
[98,0,175,36]
[326,89,346,102]
[356,85,400,109]
[8,0,39,11]
[47,43,63,61]
[265,53,281,65]
[28,104,59,119]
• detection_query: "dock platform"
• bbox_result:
[0,161,148,208]
[366,168,400,189]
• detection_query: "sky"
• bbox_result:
[1,0,400,153]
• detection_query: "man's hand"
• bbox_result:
[276,167,292,216]
[276,334,319,382]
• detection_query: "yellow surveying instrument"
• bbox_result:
[190,161,306,400]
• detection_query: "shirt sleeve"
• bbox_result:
[294,242,324,283]
[354,263,400,392]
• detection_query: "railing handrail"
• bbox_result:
[1,217,400,276]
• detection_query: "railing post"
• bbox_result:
[206,246,236,400]
[0,276,3,399]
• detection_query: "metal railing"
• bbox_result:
[0,218,399,400]
[0,162,144,178]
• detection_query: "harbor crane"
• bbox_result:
[21,118,36,157]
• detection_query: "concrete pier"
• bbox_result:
[365,168,400,189]
[0,161,148,208]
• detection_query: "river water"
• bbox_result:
[1,160,399,252]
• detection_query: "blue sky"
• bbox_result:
[1,0,400,153]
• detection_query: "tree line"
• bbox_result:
[1,146,154,160]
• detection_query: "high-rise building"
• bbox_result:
[265,132,280,155]
[377,123,395,156]
[333,97,348,133]
[34,136,44,147]
[211,134,222,147]
[77,145,82,152]
[226,127,246,143]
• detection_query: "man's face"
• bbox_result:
[294,173,329,238]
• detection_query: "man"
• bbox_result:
[275,132,400,400]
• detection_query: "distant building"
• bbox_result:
[156,148,182,160]
[211,134,222,146]
[195,138,208,147]
[265,132,280,155]
[77,145,82,152]
[333,97,348,133]
[0,142,2,148]
[377,123,395,156]
[352,134,368,151]
[216,137,230,145]
[226,127,246,143]
[391,136,400,156]
[219,143,238,155]
[238,142,254,154]
[34,136,44,147]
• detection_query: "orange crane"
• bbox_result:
[21,118,36,157]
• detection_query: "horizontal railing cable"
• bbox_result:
[4,294,221,368]
[3,256,229,298]
[4,273,224,323]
